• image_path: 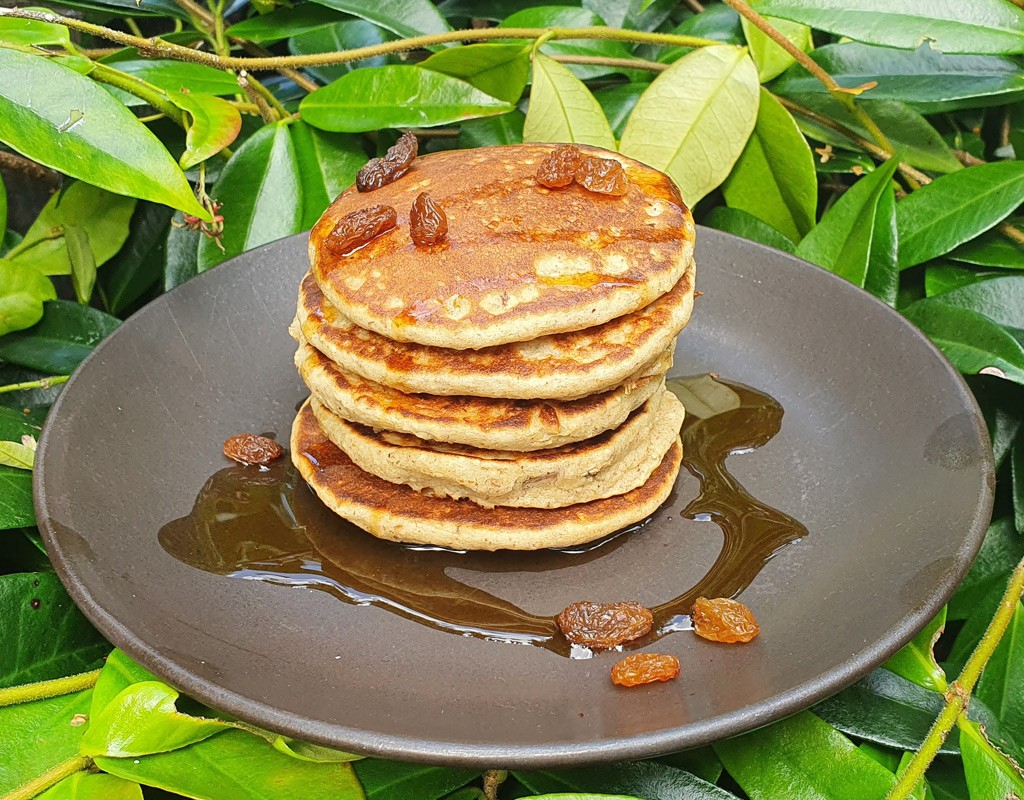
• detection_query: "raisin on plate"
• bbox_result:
[556,600,653,649]
[223,434,284,466]
[692,596,760,643]
[611,653,681,687]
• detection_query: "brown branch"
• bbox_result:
[0,151,61,187]
[237,71,276,123]
[683,0,706,12]
[954,149,986,167]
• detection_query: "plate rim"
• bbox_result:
[34,226,995,767]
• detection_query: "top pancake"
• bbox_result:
[309,143,695,350]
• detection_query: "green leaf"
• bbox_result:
[0,12,71,47]
[0,468,33,528]
[655,748,724,784]
[757,0,1024,56]
[290,121,368,230]
[0,299,120,373]
[950,228,1024,270]
[593,83,645,139]
[520,796,640,800]
[924,263,988,297]
[813,668,958,755]
[620,45,760,206]
[660,5,742,63]
[705,207,797,254]
[784,94,962,174]
[951,518,1024,620]
[97,729,365,800]
[0,258,56,336]
[226,4,349,43]
[459,111,525,148]
[163,216,201,290]
[0,571,107,687]
[288,19,390,86]
[170,94,241,170]
[0,440,35,469]
[901,299,1024,385]
[1015,438,1024,538]
[0,689,92,794]
[977,600,1024,740]
[896,162,1024,269]
[64,225,96,305]
[38,772,143,800]
[970,376,1024,470]
[353,760,479,800]
[795,157,900,303]
[722,88,816,242]
[271,737,361,762]
[960,718,1024,798]
[0,171,5,235]
[926,275,1024,329]
[421,43,530,105]
[5,181,136,277]
[741,8,812,82]
[306,0,450,40]
[90,650,159,718]
[0,49,207,218]
[514,762,739,799]
[772,43,1024,113]
[523,53,616,150]
[301,65,513,133]
[96,56,241,106]
[714,711,897,799]
[883,607,948,692]
[0,405,42,440]
[98,203,174,316]
[198,121,302,270]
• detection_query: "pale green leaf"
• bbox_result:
[421,43,531,104]
[0,258,56,337]
[171,93,242,170]
[64,225,96,305]
[38,772,142,800]
[523,53,616,150]
[960,718,1024,798]
[883,606,948,692]
[0,440,35,469]
[741,9,812,82]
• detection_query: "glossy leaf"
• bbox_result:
[40,0,188,19]
[950,229,1024,270]
[0,467,33,528]
[901,299,1024,385]
[0,299,120,373]
[741,10,812,82]
[290,121,368,230]
[523,53,616,150]
[0,258,56,337]
[163,217,201,289]
[976,600,1024,738]
[928,275,1024,329]
[655,748,724,785]
[519,796,639,800]
[722,88,816,242]
[64,225,96,305]
[960,718,1024,798]
[0,12,71,47]
[301,66,513,133]
[459,111,525,148]
[796,158,899,304]
[287,19,389,86]
[0,689,92,794]
[5,182,136,276]
[757,0,1024,56]
[91,650,159,717]
[353,760,478,799]
[950,518,1024,620]
[97,56,241,106]
[0,440,34,469]
[772,43,1024,113]
[620,46,760,206]
[883,607,948,692]
[226,4,348,43]
[0,49,207,218]
[198,121,302,270]
[421,43,531,104]
[171,94,241,170]
[714,711,897,799]
[705,207,796,254]
[514,761,738,799]
[660,5,743,63]
[896,162,1024,269]
[96,730,364,800]
[271,737,361,762]
[98,203,173,316]
[925,263,988,297]
[1016,437,1024,537]
[38,772,142,800]
[593,84,645,139]
[306,0,450,40]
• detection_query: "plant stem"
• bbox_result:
[887,558,1024,800]
[0,756,92,800]
[0,151,61,187]
[88,62,186,126]
[550,53,666,72]
[0,9,723,70]
[237,71,280,122]
[0,669,101,707]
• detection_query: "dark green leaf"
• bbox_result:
[0,49,207,218]
[960,718,1024,798]
[523,53,616,149]
[458,111,525,148]
[722,88,816,242]
[38,772,143,800]
[925,275,1024,328]
[705,207,797,254]
[0,300,119,373]
[924,263,989,297]
[976,600,1024,741]
[306,0,450,39]
[896,162,1024,269]
[519,796,639,800]
[290,121,367,230]
[795,158,899,303]
[0,258,56,337]
[660,6,742,63]
[162,217,201,291]
[198,121,302,270]
[38,0,188,19]
[757,0,1024,55]
[772,43,1024,113]
[741,11,811,82]
[620,46,760,205]
[928,758,969,800]
[170,94,241,170]
[883,607,948,692]
[969,376,1024,470]
[714,711,897,798]
[64,225,96,305]
[97,730,364,800]
[950,228,1024,270]
[287,19,390,85]
[949,582,1008,676]
[0,463,34,528]
[96,56,241,107]
[514,761,738,799]
[98,203,173,316]
[353,760,480,800]
[655,747,724,785]
[0,689,92,794]
[301,66,513,133]
[421,43,531,104]
[0,571,107,687]
[951,518,1024,621]
[226,4,349,43]
[813,668,958,755]
[1015,437,1024,537]
[593,84,645,139]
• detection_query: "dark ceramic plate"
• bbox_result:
[36,228,993,767]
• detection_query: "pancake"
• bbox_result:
[291,399,683,550]
[310,390,684,508]
[309,144,695,350]
[294,260,694,400]
[293,336,671,451]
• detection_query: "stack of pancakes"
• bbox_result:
[290,144,696,550]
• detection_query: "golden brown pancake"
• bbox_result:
[291,399,682,550]
[294,261,694,400]
[309,144,695,350]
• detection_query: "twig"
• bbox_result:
[89,62,186,126]
[0,151,61,188]
[239,41,320,93]
[482,770,508,800]
[237,70,277,123]
[683,0,706,12]
[954,149,986,167]
[550,53,666,72]
[0,668,101,706]
[0,756,92,800]
[887,558,1024,800]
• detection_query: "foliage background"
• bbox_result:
[2,0,1024,798]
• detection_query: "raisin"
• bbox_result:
[692,597,760,643]
[555,601,653,649]
[223,434,284,466]
[410,192,448,246]
[356,132,419,192]
[575,155,629,196]
[611,653,680,687]
[536,145,582,188]
[325,205,397,256]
